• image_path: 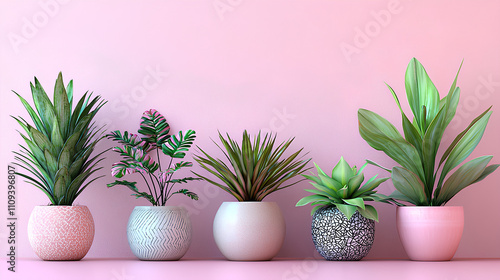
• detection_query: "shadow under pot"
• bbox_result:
[213,201,286,261]
[28,205,95,261]
[311,206,375,261]
[127,206,192,261]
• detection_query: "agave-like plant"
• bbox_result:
[12,72,107,206]
[358,58,499,206]
[296,157,393,222]
[106,109,199,206]
[193,130,311,201]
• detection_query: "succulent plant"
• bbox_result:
[106,109,199,206]
[12,72,107,205]
[193,130,311,201]
[358,58,499,206]
[296,157,392,222]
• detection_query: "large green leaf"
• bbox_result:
[53,72,71,139]
[436,110,492,197]
[404,57,440,133]
[391,166,427,205]
[358,109,424,180]
[435,156,492,205]
[31,78,57,138]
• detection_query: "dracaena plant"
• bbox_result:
[193,130,311,201]
[12,72,107,206]
[358,58,499,206]
[106,109,199,206]
[296,157,392,222]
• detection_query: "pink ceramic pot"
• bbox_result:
[213,201,286,261]
[28,205,95,261]
[396,206,464,261]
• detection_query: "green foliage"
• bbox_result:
[193,130,311,201]
[12,72,107,205]
[296,157,394,222]
[358,58,499,206]
[107,109,200,206]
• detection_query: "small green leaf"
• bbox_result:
[335,204,357,220]
[342,197,365,210]
[357,205,379,222]
[331,156,353,186]
[296,195,330,207]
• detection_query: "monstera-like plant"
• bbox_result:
[358,58,499,261]
[106,109,200,261]
[106,109,199,206]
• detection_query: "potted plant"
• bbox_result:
[12,72,106,261]
[358,58,499,261]
[296,157,393,261]
[193,130,311,261]
[107,109,199,261]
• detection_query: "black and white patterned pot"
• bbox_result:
[127,206,192,260]
[311,206,375,261]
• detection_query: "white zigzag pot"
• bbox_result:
[127,206,192,261]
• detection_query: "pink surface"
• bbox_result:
[1,0,500,264]
[397,206,464,261]
[2,258,500,280]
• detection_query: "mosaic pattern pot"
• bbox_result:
[127,206,192,261]
[28,205,95,261]
[312,206,375,261]
[213,201,286,261]
[397,206,464,261]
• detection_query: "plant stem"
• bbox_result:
[139,172,157,206]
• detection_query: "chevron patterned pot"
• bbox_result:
[28,205,94,261]
[311,206,375,261]
[127,206,192,261]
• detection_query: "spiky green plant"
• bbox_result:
[106,109,200,206]
[12,72,107,205]
[193,130,311,201]
[358,58,499,206]
[296,157,393,222]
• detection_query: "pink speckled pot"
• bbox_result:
[397,206,464,261]
[213,202,286,261]
[28,205,95,261]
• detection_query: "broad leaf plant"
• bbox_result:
[358,58,499,206]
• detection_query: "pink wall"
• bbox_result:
[1,0,499,260]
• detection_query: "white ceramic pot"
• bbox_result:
[396,206,464,261]
[127,206,192,260]
[213,201,286,261]
[28,205,95,261]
